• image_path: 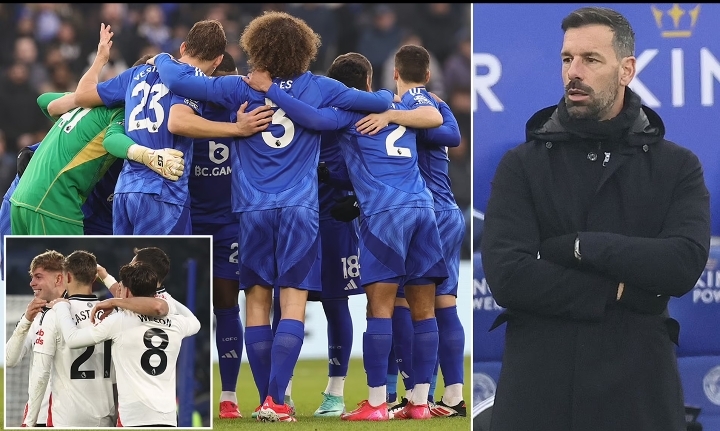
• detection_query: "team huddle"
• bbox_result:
[6,247,200,427]
[2,10,466,424]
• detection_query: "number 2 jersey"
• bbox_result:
[96,63,205,207]
[333,101,434,216]
[153,53,393,212]
[54,299,200,427]
[32,294,115,427]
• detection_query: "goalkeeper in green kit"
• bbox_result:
[10,60,185,236]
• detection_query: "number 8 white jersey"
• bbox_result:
[33,294,115,427]
[55,302,200,427]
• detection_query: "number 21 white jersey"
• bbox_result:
[34,294,115,427]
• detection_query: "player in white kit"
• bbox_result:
[50,261,201,427]
[95,246,179,317]
[5,250,65,427]
[25,250,115,427]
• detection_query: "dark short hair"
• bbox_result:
[394,44,430,84]
[132,54,154,67]
[561,7,635,58]
[327,52,372,90]
[119,262,158,298]
[63,250,97,286]
[133,247,170,284]
[213,51,238,77]
[184,19,227,62]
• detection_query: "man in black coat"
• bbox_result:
[480,6,711,431]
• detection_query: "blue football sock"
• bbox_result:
[268,319,305,404]
[244,325,273,405]
[436,306,465,386]
[322,298,352,377]
[412,318,439,385]
[214,306,243,392]
[363,317,392,387]
[392,306,414,392]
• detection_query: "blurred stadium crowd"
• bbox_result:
[0,3,473,256]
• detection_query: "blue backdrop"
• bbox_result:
[473,2,720,235]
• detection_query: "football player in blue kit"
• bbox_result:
[250,51,451,421]
[189,51,273,420]
[74,21,251,235]
[148,12,395,422]
[357,45,467,418]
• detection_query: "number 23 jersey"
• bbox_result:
[97,64,204,206]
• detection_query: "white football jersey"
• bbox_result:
[55,302,200,427]
[34,294,115,427]
[155,288,178,315]
[17,311,52,426]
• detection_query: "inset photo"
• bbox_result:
[3,235,212,428]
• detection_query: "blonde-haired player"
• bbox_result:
[6,250,65,427]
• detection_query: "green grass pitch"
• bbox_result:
[211,357,472,430]
[0,356,471,430]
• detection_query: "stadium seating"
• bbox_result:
[472,251,505,411]
[668,243,720,430]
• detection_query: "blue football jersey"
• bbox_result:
[319,131,353,220]
[97,63,204,206]
[0,175,18,280]
[189,102,234,225]
[153,53,393,212]
[401,87,461,212]
[332,102,433,217]
[81,158,123,232]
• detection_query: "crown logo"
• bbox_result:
[651,4,701,38]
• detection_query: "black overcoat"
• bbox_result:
[480,101,711,431]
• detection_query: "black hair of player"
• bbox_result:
[119,262,158,297]
[214,51,238,76]
[133,247,170,284]
[326,52,372,91]
[17,146,35,178]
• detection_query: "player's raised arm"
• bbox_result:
[173,306,202,338]
[75,23,114,108]
[166,103,255,139]
[91,297,169,324]
[355,104,442,136]
[151,53,240,111]
[36,92,77,120]
[316,75,395,113]
[242,71,346,131]
[51,299,117,348]
[101,110,186,181]
[419,98,461,147]
[5,298,46,367]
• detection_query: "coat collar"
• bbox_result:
[525,91,666,148]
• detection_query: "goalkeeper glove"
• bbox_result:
[330,195,360,222]
[127,144,185,181]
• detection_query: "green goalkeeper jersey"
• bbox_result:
[10,93,136,226]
